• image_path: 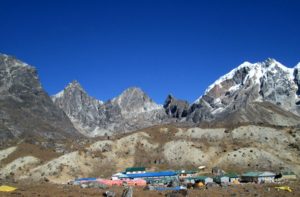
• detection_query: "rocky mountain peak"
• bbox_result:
[0,53,30,68]
[188,58,300,125]
[111,87,161,114]
[164,94,175,106]
[66,80,84,91]
[261,58,293,76]
[197,59,294,101]
[52,80,103,113]
[122,86,143,94]
[60,80,85,94]
[263,57,278,64]
[113,87,148,101]
[0,54,42,94]
[51,80,104,136]
[0,54,79,140]
[52,80,103,104]
[52,85,167,137]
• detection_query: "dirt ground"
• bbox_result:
[0,181,299,197]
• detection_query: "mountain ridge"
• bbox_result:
[52,57,300,136]
[2,52,300,138]
[52,82,168,137]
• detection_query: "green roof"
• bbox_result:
[186,176,211,181]
[241,172,261,177]
[241,171,276,177]
[282,171,296,175]
[146,176,177,183]
[224,173,240,178]
[125,167,146,172]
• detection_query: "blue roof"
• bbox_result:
[74,177,97,182]
[155,186,186,191]
[124,171,177,178]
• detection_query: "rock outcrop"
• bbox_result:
[163,94,189,118]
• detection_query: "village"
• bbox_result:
[71,166,297,196]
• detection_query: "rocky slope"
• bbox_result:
[52,85,167,137]
[0,54,79,142]
[188,59,300,126]
[1,125,299,184]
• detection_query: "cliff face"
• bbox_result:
[163,94,189,119]
[0,54,79,141]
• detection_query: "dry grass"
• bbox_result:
[0,143,61,166]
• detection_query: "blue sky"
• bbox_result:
[1,0,300,103]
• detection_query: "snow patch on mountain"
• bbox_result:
[204,61,253,94]
[52,90,64,101]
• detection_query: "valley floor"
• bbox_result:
[0,182,299,197]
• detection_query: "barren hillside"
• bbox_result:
[0,124,299,184]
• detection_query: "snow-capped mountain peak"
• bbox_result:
[195,59,294,104]
[189,58,300,124]
[52,90,65,100]
[203,61,255,95]
[262,58,294,77]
